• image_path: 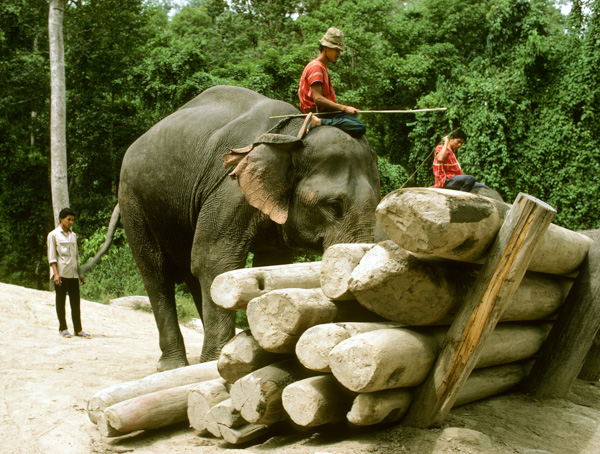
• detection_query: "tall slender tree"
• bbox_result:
[48,0,68,226]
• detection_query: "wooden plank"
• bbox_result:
[402,193,555,428]
[523,237,600,395]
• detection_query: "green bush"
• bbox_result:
[378,155,410,196]
[79,227,146,304]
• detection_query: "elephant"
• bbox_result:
[117,85,381,371]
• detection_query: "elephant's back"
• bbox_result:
[122,85,297,171]
[119,85,299,222]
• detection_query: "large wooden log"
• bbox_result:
[579,331,600,381]
[347,361,532,426]
[247,288,381,354]
[376,188,591,276]
[296,321,402,372]
[211,262,321,310]
[187,378,230,433]
[349,240,571,326]
[524,237,600,397]
[96,412,125,438]
[229,359,311,425]
[320,243,376,300]
[203,410,222,438]
[87,360,219,424]
[103,383,200,435]
[281,375,356,427]
[403,193,555,428]
[329,322,550,393]
[217,330,285,384]
[207,398,244,428]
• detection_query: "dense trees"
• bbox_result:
[1,0,598,290]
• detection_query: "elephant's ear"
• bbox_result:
[223,134,303,224]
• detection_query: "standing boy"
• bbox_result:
[47,207,91,339]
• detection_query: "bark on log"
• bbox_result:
[219,423,273,444]
[296,321,402,372]
[320,243,376,300]
[88,360,219,424]
[230,359,311,425]
[187,378,230,433]
[403,193,556,428]
[217,330,285,384]
[281,375,356,427]
[329,323,550,393]
[207,398,244,428]
[211,262,321,310]
[376,188,591,276]
[349,241,571,326]
[103,383,199,435]
[524,237,600,397]
[247,288,381,354]
[347,361,532,426]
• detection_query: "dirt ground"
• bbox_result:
[2,281,600,454]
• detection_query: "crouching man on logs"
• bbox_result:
[432,129,489,192]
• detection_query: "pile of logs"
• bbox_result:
[87,188,595,443]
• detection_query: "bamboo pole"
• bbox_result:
[269,108,447,119]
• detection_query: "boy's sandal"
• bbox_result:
[76,331,92,339]
[60,330,71,338]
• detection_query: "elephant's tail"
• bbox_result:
[80,204,120,275]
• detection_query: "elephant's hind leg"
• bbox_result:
[121,201,188,371]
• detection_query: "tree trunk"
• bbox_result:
[211,262,322,310]
[229,359,311,425]
[282,375,356,427]
[187,378,231,433]
[296,321,402,372]
[48,0,69,225]
[523,237,600,396]
[403,193,556,428]
[328,323,551,393]
[87,360,219,424]
[346,361,532,426]
[376,188,591,276]
[349,241,572,326]
[217,330,285,384]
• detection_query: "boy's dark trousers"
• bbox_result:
[55,277,82,333]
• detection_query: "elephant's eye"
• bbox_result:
[325,199,344,218]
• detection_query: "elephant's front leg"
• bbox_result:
[191,239,247,362]
[198,275,237,362]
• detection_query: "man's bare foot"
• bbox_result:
[307,115,321,133]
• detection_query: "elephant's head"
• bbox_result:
[224,127,380,250]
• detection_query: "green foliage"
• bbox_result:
[2,0,600,299]
[79,228,146,304]
[377,155,409,196]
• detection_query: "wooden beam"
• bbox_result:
[402,193,555,428]
[523,237,600,396]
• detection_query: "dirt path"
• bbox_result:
[2,281,600,454]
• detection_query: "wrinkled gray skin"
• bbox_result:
[118,85,380,371]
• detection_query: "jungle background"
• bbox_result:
[1,0,598,318]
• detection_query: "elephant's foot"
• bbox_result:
[157,354,189,372]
